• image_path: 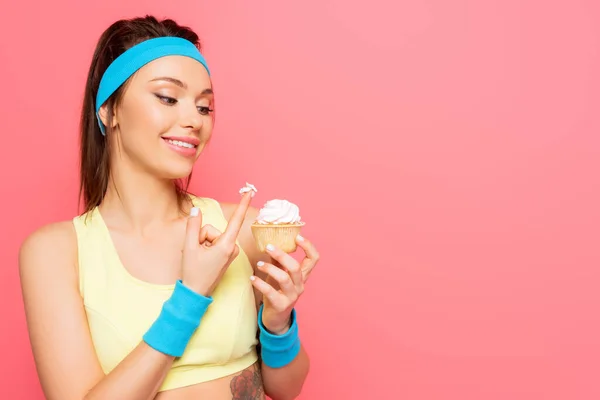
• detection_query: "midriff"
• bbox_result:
[155,362,265,400]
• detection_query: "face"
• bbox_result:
[101,55,214,180]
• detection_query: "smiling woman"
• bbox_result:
[152,78,213,158]
[18,15,316,400]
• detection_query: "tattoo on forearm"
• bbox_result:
[230,366,265,399]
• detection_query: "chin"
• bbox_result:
[158,160,196,180]
[152,142,202,180]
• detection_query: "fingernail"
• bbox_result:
[190,207,199,217]
[250,275,256,281]
[297,234,304,241]
[257,261,265,267]
[266,244,275,252]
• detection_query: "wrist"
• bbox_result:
[266,326,290,335]
[262,315,292,335]
[181,279,210,297]
[258,304,301,368]
[143,280,213,357]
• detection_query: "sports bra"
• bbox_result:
[72,196,259,391]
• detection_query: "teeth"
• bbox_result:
[166,139,195,149]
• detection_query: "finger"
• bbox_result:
[296,235,320,282]
[265,244,303,288]
[303,269,314,283]
[184,206,203,249]
[198,224,221,244]
[222,192,253,242]
[250,275,286,306]
[256,261,298,298]
[301,265,314,283]
[296,235,319,261]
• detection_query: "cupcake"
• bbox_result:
[251,199,305,253]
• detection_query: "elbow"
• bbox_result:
[266,374,308,400]
[264,351,310,400]
[265,377,307,400]
[267,391,302,400]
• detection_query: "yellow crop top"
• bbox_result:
[72,196,259,392]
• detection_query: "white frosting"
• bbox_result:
[239,182,258,197]
[255,199,302,224]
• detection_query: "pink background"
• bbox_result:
[1,1,599,399]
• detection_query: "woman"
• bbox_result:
[19,15,319,400]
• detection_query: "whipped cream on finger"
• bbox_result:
[255,199,302,224]
[239,182,258,197]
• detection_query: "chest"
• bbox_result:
[109,222,187,285]
[80,231,259,375]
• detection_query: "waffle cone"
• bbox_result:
[251,222,305,253]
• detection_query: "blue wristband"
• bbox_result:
[143,280,213,357]
[258,304,301,368]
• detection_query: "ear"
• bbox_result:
[97,103,119,131]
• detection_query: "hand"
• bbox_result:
[181,193,253,296]
[251,236,320,334]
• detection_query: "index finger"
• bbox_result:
[222,191,253,242]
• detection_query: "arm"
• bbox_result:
[19,222,175,400]
[260,343,310,400]
[232,206,311,400]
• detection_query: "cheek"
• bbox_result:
[197,126,213,150]
[119,97,175,136]
[201,118,215,139]
[144,103,176,132]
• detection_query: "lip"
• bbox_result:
[161,136,201,146]
[161,136,200,158]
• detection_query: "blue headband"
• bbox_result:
[95,36,211,135]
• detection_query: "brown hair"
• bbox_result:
[78,15,203,215]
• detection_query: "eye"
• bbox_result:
[155,94,177,105]
[197,106,214,116]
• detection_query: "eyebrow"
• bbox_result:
[150,76,213,95]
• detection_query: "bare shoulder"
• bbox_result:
[19,220,78,283]
[19,220,105,399]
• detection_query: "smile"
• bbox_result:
[165,139,197,149]
[161,136,200,158]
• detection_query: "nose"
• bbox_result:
[181,103,202,131]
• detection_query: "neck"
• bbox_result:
[100,157,188,234]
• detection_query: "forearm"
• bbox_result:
[84,343,174,400]
[262,345,310,400]
[86,280,210,400]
